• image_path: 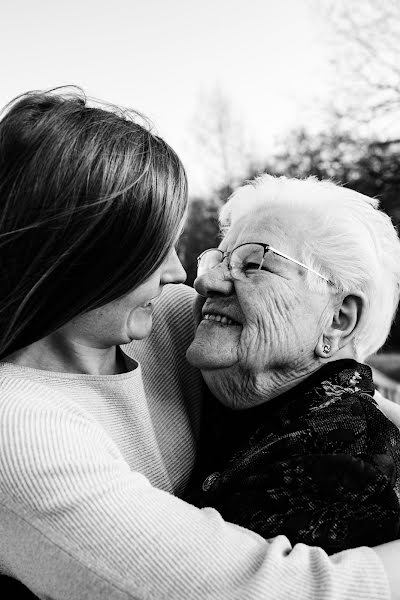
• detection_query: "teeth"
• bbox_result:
[203,313,238,326]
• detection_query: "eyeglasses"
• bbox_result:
[197,242,335,286]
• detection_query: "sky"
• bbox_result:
[0,0,335,194]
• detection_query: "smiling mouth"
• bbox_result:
[202,313,241,326]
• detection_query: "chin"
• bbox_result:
[187,320,240,369]
[186,339,236,370]
[127,319,153,341]
[186,342,212,369]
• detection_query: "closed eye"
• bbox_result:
[243,261,267,272]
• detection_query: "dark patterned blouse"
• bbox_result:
[186,360,400,554]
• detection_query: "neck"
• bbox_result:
[203,359,325,410]
[4,332,126,376]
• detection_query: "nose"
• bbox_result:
[194,263,234,297]
[161,248,187,285]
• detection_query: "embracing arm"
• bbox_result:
[374,395,400,600]
[0,389,391,600]
[374,542,400,600]
[376,393,400,429]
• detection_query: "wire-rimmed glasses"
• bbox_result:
[197,242,334,286]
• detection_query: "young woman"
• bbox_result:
[0,89,399,600]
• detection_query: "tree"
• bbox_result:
[263,127,400,224]
[190,88,257,192]
[178,197,220,287]
[318,0,400,136]
[257,127,400,352]
[180,125,400,350]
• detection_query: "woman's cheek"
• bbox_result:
[241,290,304,370]
[238,302,281,368]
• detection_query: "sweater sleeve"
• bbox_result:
[0,383,390,600]
[376,394,400,429]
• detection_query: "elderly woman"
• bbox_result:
[186,174,400,554]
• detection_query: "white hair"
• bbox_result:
[220,174,400,360]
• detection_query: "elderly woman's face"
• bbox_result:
[186,207,335,409]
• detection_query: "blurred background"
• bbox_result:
[1,0,399,376]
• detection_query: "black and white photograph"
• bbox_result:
[0,1,400,598]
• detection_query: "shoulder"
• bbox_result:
[156,283,196,309]
[252,389,400,463]
[0,374,123,477]
[301,389,377,434]
[297,390,400,485]
[0,371,96,420]
[153,283,195,330]
[125,284,196,360]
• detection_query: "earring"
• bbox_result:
[323,344,331,354]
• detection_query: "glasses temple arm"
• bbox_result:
[268,246,333,285]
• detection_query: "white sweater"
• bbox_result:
[0,284,390,599]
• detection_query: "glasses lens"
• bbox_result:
[197,249,224,276]
[230,244,266,278]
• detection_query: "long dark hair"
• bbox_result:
[0,88,188,359]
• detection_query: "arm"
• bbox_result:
[0,390,390,600]
[376,393,400,429]
[374,542,400,600]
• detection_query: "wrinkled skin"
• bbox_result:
[186,207,347,410]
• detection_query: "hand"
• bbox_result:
[373,540,400,600]
[375,393,400,429]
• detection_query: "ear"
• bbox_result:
[315,294,366,359]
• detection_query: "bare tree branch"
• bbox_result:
[317,0,400,133]
[189,88,257,191]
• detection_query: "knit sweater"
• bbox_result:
[0,284,390,600]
